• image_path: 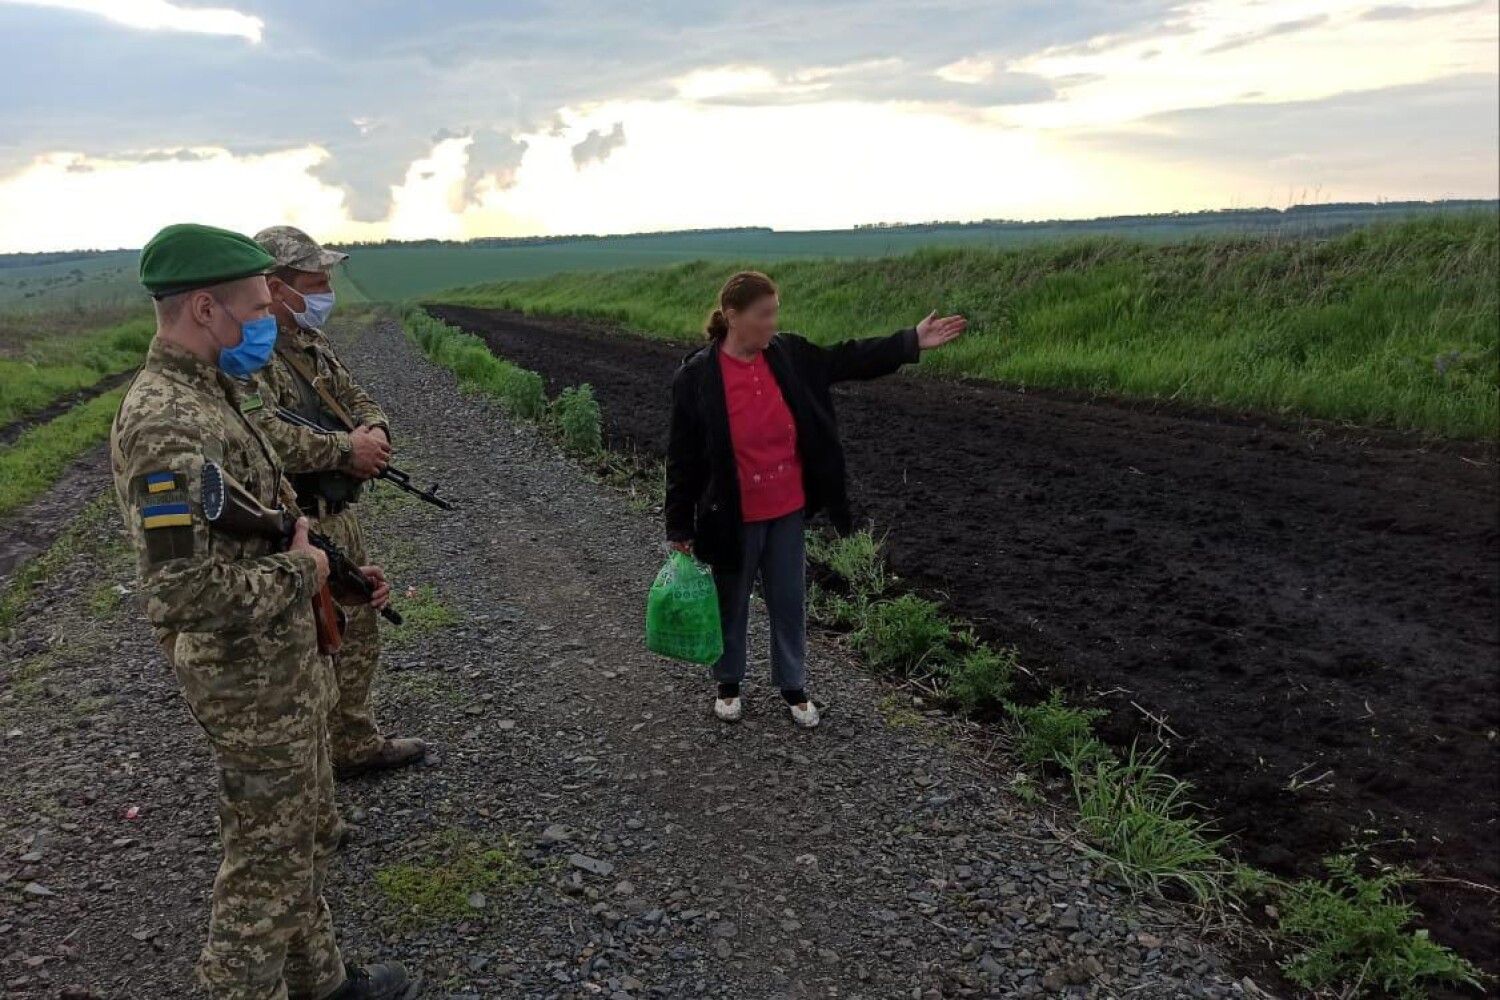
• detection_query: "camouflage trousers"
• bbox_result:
[198,728,345,1000]
[314,505,384,766]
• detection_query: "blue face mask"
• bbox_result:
[289,287,336,330]
[214,302,279,378]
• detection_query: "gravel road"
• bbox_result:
[0,316,1264,999]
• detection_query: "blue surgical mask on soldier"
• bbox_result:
[213,302,279,377]
[289,287,336,330]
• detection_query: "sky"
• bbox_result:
[0,0,1495,252]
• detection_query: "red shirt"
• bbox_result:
[718,348,805,523]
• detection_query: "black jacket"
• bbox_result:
[665,328,920,572]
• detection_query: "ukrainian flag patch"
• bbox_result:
[142,502,193,529]
[145,471,177,494]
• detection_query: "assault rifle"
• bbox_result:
[202,462,403,654]
[272,407,455,511]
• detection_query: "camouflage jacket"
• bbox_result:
[110,338,330,749]
[246,323,389,475]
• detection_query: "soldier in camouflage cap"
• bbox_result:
[113,223,417,1000]
[248,225,428,778]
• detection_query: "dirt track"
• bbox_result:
[429,304,1500,972]
[0,317,1253,998]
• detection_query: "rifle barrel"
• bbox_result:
[272,407,455,510]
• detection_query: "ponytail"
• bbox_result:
[705,271,778,342]
[705,308,729,340]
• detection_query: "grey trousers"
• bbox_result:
[712,508,807,692]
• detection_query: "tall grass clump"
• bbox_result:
[942,644,1017,715]
[1275,855,1484,998]
[437,215,1500,437]
[552,383,602,456]
[1004,689,1110,769]
[1070,744,1231,902]
[850,593,953,676]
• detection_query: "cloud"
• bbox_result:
[1204,15,1330,54]
[1,0,1180,221]
[1081,73,1499,198]
[936,57,996,85]
[0,0,261,41]
[571,123,626,169]
[1362,0,1490,20]
[0,0,1494,249]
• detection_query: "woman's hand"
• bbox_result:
[669,539,693,555]
[916,311,967,350]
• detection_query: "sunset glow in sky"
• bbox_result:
[0,0,1495,252]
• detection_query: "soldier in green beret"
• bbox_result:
[112,222,417,1000]
[247,224,428,778]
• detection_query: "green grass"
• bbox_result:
[1004,689,1110,769]
[375,829,535,923]
[849,593,954,676]
[1276,855,1485,998]
[0,315,151,426]
[404,308,546,419]
[433,215,1500,438]
[942,644,1017,716]
[338,201,1493,301]
[1070,743,1232,902]
[0,387,126,517]
[806,529,887,601]
[551,383,602,456]
[0,251,142,314]
[386,583,461,646]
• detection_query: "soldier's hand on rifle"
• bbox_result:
[348,425,392,479]
[359,564,392,610]
[290,517,330,589]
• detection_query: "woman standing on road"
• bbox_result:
[665,271,965,727]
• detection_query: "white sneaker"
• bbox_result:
[789,701,820,728]
[714,696,744,723]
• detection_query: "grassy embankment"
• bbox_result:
[433,215,1499,439]
[0,314,152,516]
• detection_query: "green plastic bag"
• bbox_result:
[646,551,724,665]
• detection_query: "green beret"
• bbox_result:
[139,223,276,299]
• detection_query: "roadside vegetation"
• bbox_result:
[401,307,602,458]
[433,215,1500,438]
[0,312,151,427]
[0,386,127,517]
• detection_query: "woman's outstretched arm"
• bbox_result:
[811,311,966,383]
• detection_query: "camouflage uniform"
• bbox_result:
[246,323,390,767]
[111,338,345,1000]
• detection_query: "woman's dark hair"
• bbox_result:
[706,270,778,341]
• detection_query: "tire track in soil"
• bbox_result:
[428,303,1500,976]
[0,318,1253,999]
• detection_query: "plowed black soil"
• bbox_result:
[428,304,1500,974]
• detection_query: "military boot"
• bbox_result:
[321,961,418,1000]
[334,736,428,778]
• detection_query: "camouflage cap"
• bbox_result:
[139,222,276,298]
[254,225,349,273]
